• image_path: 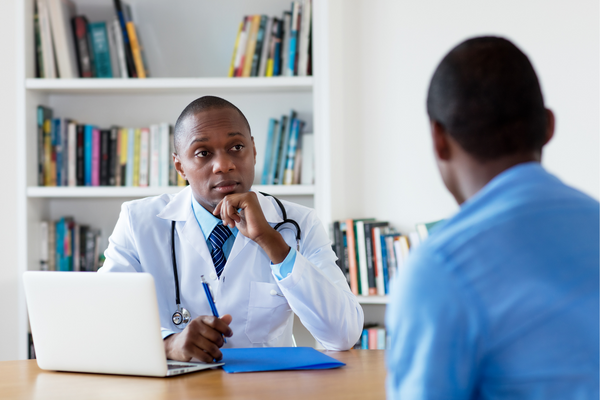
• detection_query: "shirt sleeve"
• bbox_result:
[270,247,296,280]
[162,328,176,340]
[385,249,482,400]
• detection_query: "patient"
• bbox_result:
[386,36,599,399]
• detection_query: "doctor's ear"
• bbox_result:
[173,153,186,179]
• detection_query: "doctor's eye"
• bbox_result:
[196,150,210,158]
[231,144,244,151]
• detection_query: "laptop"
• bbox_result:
[23,271,223,377]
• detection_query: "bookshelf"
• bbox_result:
[16,0,387,358]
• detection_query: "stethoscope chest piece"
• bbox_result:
[172,305,191,328]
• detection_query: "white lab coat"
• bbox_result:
[100,187,364,350]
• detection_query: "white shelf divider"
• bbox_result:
[25,77,313,95]
[356,296,389,305]
[26,185,315,198]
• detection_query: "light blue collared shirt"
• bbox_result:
[386,162,599,399]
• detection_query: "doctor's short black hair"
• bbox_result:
[173,95,251,154]
[426,36,548,161]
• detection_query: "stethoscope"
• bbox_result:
[171,193,302,329]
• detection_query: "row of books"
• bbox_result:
[228,0,312,77]
[331,219,442,296]
[35,0,147,78]
[40,218,103,272]
[261,111,314,185]
[37,106,185,187]
[353,326,388,350]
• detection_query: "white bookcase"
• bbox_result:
[16,0,386,359]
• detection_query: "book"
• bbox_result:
[52,118,62,186]
[139,127,149,187]
[113,0,137,77]
[115,128,123,186]
[269,115,287,185]
[292,132,303,184]
[261,118,278,185]
[277,110,297,184]
[110,18,128,78]
[234,16,250,77]
[242,15,260,77]
[108,127,118,186]
[283,119,303,185]
[372,226,389,295]
[47,0,78,78]
[132,128,141,186]
[331,221,348,283]
[258,17,273,77]
[250,15,268,77]
[67,121,76,186]
[364,221,389,295]
[298,0,312,76]
[228,20,244,77]
[355,220,369,295]
[84,125,93,185]
[106,18,121,79]
[281,11,291,76]
[120,128,128,186]
[300,133,314,185]
[91,127,100,186]
[269,18,282,76]
[71,15,93,77]
[88,22,113,78]
[149,125,159,187]
[99,129,110,185]
[288,2,300,76]
[125,21,146,78]
[48,221,56,270]
[37,106,52,185]
[126,127,134,186]
[159,123,170,187]
[169,127,177,186]
[37,0,57,79]
[34,5,44,78]
[75,124,84,186]
[345,218,359,295]
[43,111,53,186]
[72,222,80,271]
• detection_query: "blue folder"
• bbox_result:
[220,347,345,373]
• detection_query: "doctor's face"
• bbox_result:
[174,107,257,213]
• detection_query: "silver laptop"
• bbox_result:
[23,271,223,377]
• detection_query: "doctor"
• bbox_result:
[100,96,364,362]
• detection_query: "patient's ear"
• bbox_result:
[431,120,451,161]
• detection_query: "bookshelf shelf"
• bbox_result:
[25,77,314,95]
[357,296,390,305]
[26,185,316,198]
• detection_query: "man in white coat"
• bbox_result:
[100,96,363,362]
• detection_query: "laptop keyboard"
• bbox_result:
[168,363,195,370]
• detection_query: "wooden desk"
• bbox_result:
[0,350,385,400]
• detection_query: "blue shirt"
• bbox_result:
[386,162,599,400]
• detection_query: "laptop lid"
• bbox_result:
[24,271,175,377]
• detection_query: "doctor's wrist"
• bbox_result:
[254,228,290,264]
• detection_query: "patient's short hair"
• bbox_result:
[173,96,251,153]
[427,36,547,161]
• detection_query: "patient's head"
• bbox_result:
[426,36,554,203]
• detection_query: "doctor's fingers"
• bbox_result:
[187,336,223,362]
[196,315,233,338]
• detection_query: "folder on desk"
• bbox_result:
[220,347,345,373]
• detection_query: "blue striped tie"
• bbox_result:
[209,224,232,278]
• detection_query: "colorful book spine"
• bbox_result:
[277,110,297,184]
[67,121,76,186]
[113,0,137,77]
[133,128,141,186]
[125,21,146,78]
[76,125,84,186]
[149,125,160,187]
[71,15,93,77]
[53,119,62,186]
[298,0,312,76]
[84,125,93,186]
[228,20,244,77]
[43,110,53,186]
[283,119,302,185]
[261,118,278,185]
[234,17,250,77]
[159,123,170,187]
[288,2,300,76]
[266,17,281,77]
[345,219,359,295]
[269,115,287,185]
[258,17,273,77]
[99,129,109,186]
[126,128,134,186]
[250,15,268,76]
[88,22,113,78]
[91,127,100,186]
[109,127,118,186]
[242,15,260,77]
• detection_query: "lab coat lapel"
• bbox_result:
[227,190,284,264]
[156,186,213,266]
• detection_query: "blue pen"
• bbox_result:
[201,275,226,343]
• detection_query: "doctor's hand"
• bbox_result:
[214,192,290,264]
[164,314,233,362]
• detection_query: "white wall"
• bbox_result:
[328,0,599,231]
[0,0,19,361]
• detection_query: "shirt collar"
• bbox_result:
[191,196,238,239]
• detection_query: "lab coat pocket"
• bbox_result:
[245,281,292,344]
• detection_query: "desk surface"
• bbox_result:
[0,350,385,400]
